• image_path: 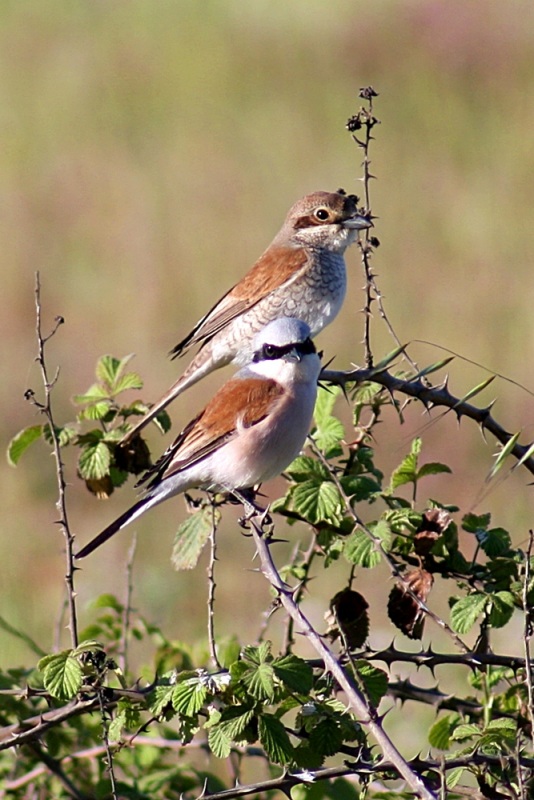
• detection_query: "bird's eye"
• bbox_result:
[314,208,330,221]
[263,344,278,359]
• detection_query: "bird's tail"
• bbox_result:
[119,352,216,447]
[76,497,150,559]
[119,359,211,447]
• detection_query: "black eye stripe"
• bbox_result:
[252,337,317,362]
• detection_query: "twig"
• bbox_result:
[320,365,534,477]
[247,514,437,800]
[30,272,79,648]
[523,531,534,738]
[26,742,90,800]
[0,697,102,750]
[281,533,318,654]
[350,645,534,673]
[207,498,221,668]
[349,88,422,379]
[119,532,137,675]
[97,689,119,800]
[354,88,378,369]
[198,741,534,800]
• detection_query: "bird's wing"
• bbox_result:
[170,246,310,358]
[136,377,285,490]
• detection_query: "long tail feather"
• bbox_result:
[76,497,149,559]
[119,375,188,446]
[119,352,218,447]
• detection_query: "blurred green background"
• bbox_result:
[2,0,534,754]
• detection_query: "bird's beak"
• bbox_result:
[285,347,302,363]
[342,213,373,231]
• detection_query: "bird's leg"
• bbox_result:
[230,488,273,532]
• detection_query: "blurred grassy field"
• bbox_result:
[2,0,534,751]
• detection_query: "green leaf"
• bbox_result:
[455,375,496,405]
[370,344,407,372]
[77,399,113,421]
[344,520,391,569]
[489,591,516,628]
[171,508,215,571]
[78,441,112,480]
[416,462,452,479]
[96,355,124,386]
[218,636,241,669]
[258,714,294,765]
[208,723,232,759]
[273,654,313,694]
[313,416,345,455]
[285,455,330,482]
[446,767,466,789]
[90,593,124,613]
[484,717,516,736]
[108,709,128,743]
[153,409,172,435]
[113,372,143,395]
[73,383,110,405]
[412,356,455,380]
[450,593,488,634]
[96,354,140,394]
[477,527,511,558]
[314,385,342,426]
[340,474,382,501]
[428,714,460,750]
[38,650,83,699]
[488,431,520,480]
[515,440,534,470]
[172,678,208,716]
[309,717,343,757]
[45,424,78,447]
[313,385,345,455]
[7,425,44,466]
[451,723,480,742]
[245,641,272,664]
[150,681,176,716]
[290,479,343,525]
[344,529,381,568]
[462,512,491,533]
[108,699,141,742]
[355,661,388,707]
[242,660,275,702]
[217,705,255,740]
[389,450,418,491]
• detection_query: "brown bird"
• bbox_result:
[120,190,371,446]
[78,319,321,558]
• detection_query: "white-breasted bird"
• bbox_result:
[76,318,321,559]
[120,190,371,446]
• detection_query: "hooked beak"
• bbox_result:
[342,213,373,231]
[285,347,302,363]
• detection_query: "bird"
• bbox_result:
[76,318,322,559]
[120,190,371,446]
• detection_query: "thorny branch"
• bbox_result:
[523,531,534,737]
[350,87,378,370]
[97,689,119,800]
[246,512,437,800]
[119,533,137,675]
[30,272,79,649]
[198,751,534,800]
[320,364,534,477]
[207,498,222,668]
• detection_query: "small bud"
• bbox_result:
[346,114,362,132]
[359,86,378,100]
